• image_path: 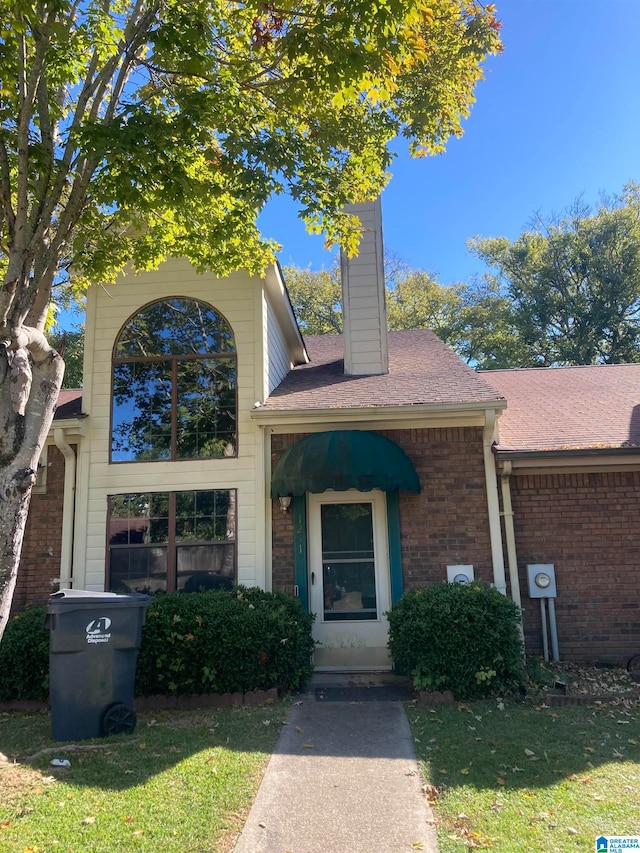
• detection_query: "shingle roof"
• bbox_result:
[54,388,83,420]
[262,330,505,411]
[484,364,640,451]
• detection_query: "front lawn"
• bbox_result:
[0,703,288,853]
[408,694,640,851]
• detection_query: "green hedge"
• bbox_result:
[0,588,315,701]
[135,587,315,696]
[0,605,49,701]
[387,582,524,699]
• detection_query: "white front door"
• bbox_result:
[308,490,391,670]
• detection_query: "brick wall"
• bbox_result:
[270,427,492,593]
[509,470,640,665]
[14,444,74,611]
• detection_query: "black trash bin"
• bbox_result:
[46,589,150,741]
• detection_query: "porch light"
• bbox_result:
[278,494,292,515]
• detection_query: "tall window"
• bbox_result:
[107,490,236,594]
[111,298,237,462]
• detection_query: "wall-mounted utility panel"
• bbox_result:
[527,564,557,598]
[447,565,474,585]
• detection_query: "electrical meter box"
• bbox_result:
[527,564,557,598]
[447,565,474,585]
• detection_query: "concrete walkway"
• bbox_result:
[232,689,438,853]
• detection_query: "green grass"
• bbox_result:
[408,696,640,851]
[0,703,289,853]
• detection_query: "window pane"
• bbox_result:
[109,546,167,594]
[176,544,235,592]
[108,494,170,545]
[175,490,235,542]
[114,299,236,358]
[108,490,236,594]
[176,359,236,458]
[112,362,172,461]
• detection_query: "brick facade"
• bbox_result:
[18,431,640,666]
[509,470,640,665]
[14,444,76,611]
[271,426,493,593]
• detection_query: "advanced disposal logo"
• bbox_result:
[86,617,112,644]
[596,838,640,852]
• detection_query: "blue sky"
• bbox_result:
[259,0,640,285]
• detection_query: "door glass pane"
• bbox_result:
[320,503,376,622]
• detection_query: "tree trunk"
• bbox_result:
[0,333,64,641]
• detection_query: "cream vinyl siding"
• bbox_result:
[341,199,389,376]
[265,293,292,394]
[74,258,267,592]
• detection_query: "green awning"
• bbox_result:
[271,430,420,497]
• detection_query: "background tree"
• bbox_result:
[470,184,640,366]
[48,330,84,388]
[283,264,343,334]
[285,258,464,342]
[0,0,501,636]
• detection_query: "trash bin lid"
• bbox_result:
[47,588,150,613]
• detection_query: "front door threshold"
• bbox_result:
[313,645,392,671]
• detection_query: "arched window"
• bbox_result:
[111,298,237,462]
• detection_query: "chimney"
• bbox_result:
[340,198,389,376]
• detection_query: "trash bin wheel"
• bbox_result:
[101,703,137,736]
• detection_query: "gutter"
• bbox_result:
[251,398,507,425]
[494,445,640,461]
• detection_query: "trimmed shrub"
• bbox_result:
[0,605,49,701]
[387,582,524,699]
[135,587,315,696]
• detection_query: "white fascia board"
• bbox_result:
[264,263,309,366]
[251,401,505,431]
[501,452,640,474]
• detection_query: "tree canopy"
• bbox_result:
[470,184,640,366]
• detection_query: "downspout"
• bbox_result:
[499,460,526,649]
[54,428,76,589]
[499,461,522,609]
[483,410,507,595]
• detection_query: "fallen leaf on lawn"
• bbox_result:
[82,817,96,825]
[132,830,144,837]
[138,743,146,750]
[411,843,425,850]
[567,827,577,835]
[583,747,595,753]
[296,727,304,734]
[511,766,524,773]
[438,768,448,774]
[524,748,535,757]
[496,777,506,786]
[613,749,624,758]
[628,739,638,745]
[123,816,135,823]
[303,743,315,749]
[0,821,12,829]
[461,767,470,775]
